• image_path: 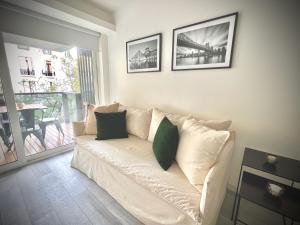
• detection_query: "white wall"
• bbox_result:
[108,0,300,188]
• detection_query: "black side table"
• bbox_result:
[231,148,300,221]
[234,172,300,225]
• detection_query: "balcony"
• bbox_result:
[23,122,73,156]
[0,92,83,165]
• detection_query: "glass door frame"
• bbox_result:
[0,32,26,172]
[0,32,75,173]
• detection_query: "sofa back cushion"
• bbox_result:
[85,103,119,135]
[153,117,179,170]
[148,108,190,142]
[176,118,230,185]
[94,110,128,140]
[119,105,152,140]
[197,119,232,131]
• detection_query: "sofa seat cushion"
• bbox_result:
[75,135,202,221]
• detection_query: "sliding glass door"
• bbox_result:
[0,32,26,171]
[0,79,17,166]
[4,40,85,157]
[0,32,97,168]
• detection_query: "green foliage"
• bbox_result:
[60,50,80,93]
[15,92,81,123]
[71,63,80,92]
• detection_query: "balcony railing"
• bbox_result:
[15,92,83,156]
[0,92,83,161]
[14,92,84,123]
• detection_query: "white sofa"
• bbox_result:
[71,107,235,225]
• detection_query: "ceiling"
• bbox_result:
[85,0,128,13]
[3,32,71,52]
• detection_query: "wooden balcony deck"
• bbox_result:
[0,146,16,166]
[24,122,74,156]
[0,122,73,166]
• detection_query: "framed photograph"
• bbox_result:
[126,33,162,73]
[172,13,238,70]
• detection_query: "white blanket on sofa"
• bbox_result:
[74,135,202,222]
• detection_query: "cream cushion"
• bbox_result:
[85,103,119,135]
[148,108,190,142]
[176,118,230,185]
[72,121,86,137]
[197,119,232,131]
[119,105,152,140]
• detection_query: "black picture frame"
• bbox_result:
[126,33,162,73]
[171,12,238,71]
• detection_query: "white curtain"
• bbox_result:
[77,49,96,104]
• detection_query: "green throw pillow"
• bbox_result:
[94,110,128,140]
[153,116,179,170]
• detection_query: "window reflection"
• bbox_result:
[0,79,17,165]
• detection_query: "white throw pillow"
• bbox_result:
[148,108,190,142]
[119,105,152,140]
[176,118,230,185]
[85,103,119,135]
[197,119,232,131]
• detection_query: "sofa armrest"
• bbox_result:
[72,121,86,137]
[200,131,235,225]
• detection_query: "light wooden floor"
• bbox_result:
[0,151,143,225]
